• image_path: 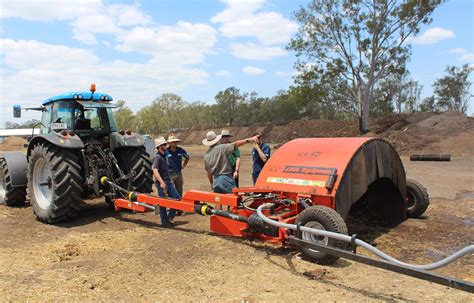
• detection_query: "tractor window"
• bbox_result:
[106,108,118,131]
[40,104,52,134]
[52,101,74,130]
[84,108,105,131]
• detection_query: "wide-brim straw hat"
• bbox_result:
[220,129,233,137]
[202,131,222,146]
[167,135,181,143]
[154,136,167,147]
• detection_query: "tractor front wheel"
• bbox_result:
[28,142,83,223]
[406,179,429,218]
[295,205,348,265]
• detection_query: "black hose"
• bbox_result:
[410,154,451,161]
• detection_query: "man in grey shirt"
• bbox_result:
[202,131,259,195]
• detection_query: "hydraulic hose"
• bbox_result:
[256,204,474,271]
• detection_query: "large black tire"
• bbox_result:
[295,205,348,265]
[113,147,153,194]
[0,158,26,206]
[28,142,83,223]
[406,179,429,218]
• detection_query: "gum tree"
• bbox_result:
[289,0,442,133]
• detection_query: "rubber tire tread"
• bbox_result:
[406,179,429,218]
[28,142,83,224]
[296,205,348,265]
[114,147,153,194]
[0,158,27,206]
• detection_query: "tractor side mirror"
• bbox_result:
[13,105,21,118]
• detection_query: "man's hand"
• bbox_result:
[250,135,260,143]
[159,181,166,191]
[233,171,239,179]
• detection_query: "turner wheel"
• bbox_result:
[296,205,348,265]
[406,179,429,218]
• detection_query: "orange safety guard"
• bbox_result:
[255,137,373,197]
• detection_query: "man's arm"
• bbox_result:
[233,156,241,179]
[207,170,213,186]
[254,144,268,163]
[182,148,190,169]
[234,135,259,149]
[153,168,166,189]
[182,157,190,169]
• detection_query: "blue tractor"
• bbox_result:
[0,84,153,223]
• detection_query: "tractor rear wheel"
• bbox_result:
[406,179,429,218]
[295,205,348,265]
[0,158,26,206]
[113,146,153,196]
[28,142,83,223]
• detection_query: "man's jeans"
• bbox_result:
[170,171,184,195]
[154,180,181,225]
[213,174,236,194]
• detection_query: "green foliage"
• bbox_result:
[114,100,137,131]
[289,0,442,133]
[372,71,422,116]
[419,96,436,112]
[433,64,472,113]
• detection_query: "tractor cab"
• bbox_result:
[39,85,118,139]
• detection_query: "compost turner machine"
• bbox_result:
[102,137,473,293]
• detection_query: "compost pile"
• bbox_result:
[0,136,27,152]
[2,111,472,155]
[174,111,474,155]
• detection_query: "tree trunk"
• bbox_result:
[360,90,370,134]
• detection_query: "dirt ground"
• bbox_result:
[0,144,473,302]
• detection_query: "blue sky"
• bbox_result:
[1,0,473,125]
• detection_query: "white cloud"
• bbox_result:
[411,27,455,45]
[0,1,151,46]
[0,39,100,69]
[275,71,295,78]
[71,14,122,45]
[242,66,265,75]
[108,4,151,27]
[230,42,287,60]
[211,0,298,45]
[215,70,231,77]
[115,22,217,65]
[0,39,213,123]
[0,0,100,21]
[449,48,474,63]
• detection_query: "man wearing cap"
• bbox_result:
[220,130,241,187]
[152,136,180,227]
[166,135,189,196]
[251,132,271,185]
[203,131,259,202]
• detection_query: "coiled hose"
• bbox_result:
[256,204,474,271]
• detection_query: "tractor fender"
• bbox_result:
[109,132,145,151]
[27,134,84,158]
[0,152,28,187]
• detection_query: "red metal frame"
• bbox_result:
[114,187,301,245]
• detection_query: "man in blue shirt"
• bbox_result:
[166,135,189,196]
[251,132,271,185]
[153,136,180,227]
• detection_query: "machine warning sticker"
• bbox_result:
[267,177,325,188]
[283,165,334,176]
